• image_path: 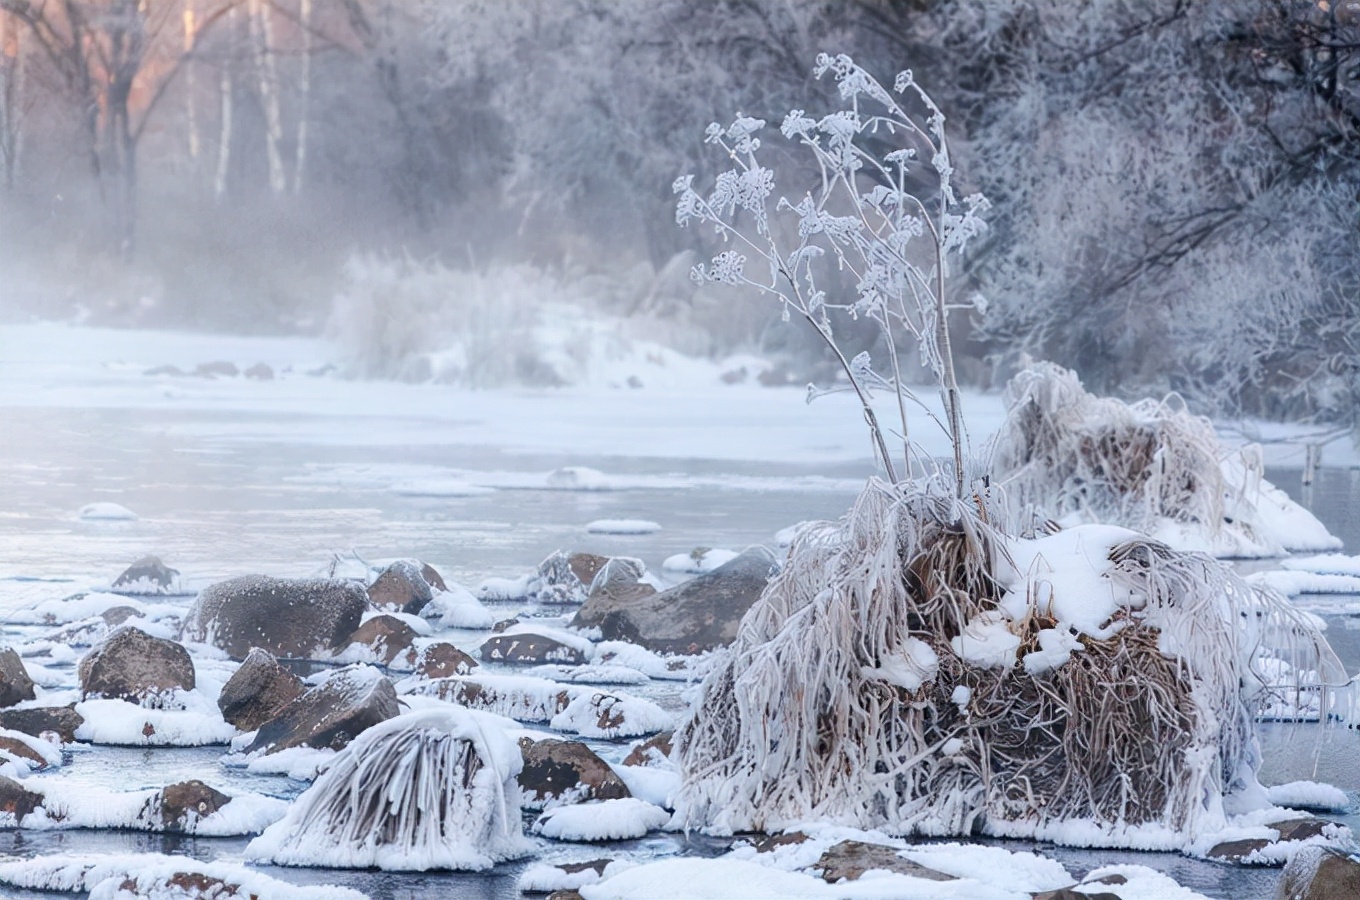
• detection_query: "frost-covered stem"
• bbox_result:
[937,257,965,497]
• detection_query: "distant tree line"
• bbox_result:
[0,0,1353,429]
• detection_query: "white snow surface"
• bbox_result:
[0,853,368,899]
[662,548,739,574]
[1265,780,1352,812]
[422,583,496,629]
[585,519,663,535]
[533,798,671,841]
[77,502,138,521]
[3,781,285,835]
[74,695,237,746]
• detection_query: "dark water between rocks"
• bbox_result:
[0,406,1356,900]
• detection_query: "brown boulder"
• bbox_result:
[518,737,631,808]
[345,615,418,665]
[419,677,571,722]
[217,648,305,732]
[0,736,49,768]
[366,560,445,615]
[246,665,399,754]
[573,547,776,654]
[0,706,83,743]
[183,575,366,660]
[481,632,586,665]
[815,840,955,883]
[569,553,609,586]
[0,775,44,823]
[244,362,275,380]
[622,731,674,767]
[0,648,36,708]
[157,780,232,830]
[78,627,195,705]
[1277,847,1360,899]
[414,643,478,679]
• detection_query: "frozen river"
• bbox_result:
[0,324,1357,899]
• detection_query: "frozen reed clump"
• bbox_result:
[991,361,1338,557]
[674,477,1352,848]
[247,707,529,871]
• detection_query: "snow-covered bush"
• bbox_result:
[247,707,529,871]
[675,477,1351,845]
[327,255,569,386]
[992,362,1341,557]
[675,52,988,493]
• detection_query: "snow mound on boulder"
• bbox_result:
[247,707,530,871]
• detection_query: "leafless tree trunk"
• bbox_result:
[184,0,200,164]
[0,10,24,189]
[293,0,311,194]
[248,0,285,194]
[214,5,237,200]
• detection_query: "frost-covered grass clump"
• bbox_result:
[992,362,1340,558]
[675,477,1351,848]
[247,707,530,871]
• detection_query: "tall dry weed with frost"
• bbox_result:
[675,53,988,495]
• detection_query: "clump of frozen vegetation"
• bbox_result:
[670,52,1356,853]
[676,480,1351,844]
[247,707,530,871]
[992,362,1341,557]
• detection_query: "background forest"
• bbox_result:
[0,0,1355,432]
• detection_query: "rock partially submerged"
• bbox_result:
[110,556,182,595]
[0,648,36,708]
[247,708,530,871]
[574,547,776,655]
[183,575,366,659]
[0,706,83,743]
[217,648,305,732]
[78,627,195,706]
[246,665,399,754]
[414,643,478,679]
[366,559,446,616]
[1277,846,1360,899]
[343,614,419,666]
[518,737,631,808]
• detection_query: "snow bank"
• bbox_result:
[581,858,832,900]
[1266,781,1351,812]
[422,583,496,630]
[75,694,237,746]
[533,798,671,841]
[405,673,672,739]
[247,707,530,871]
[663,548,739,574]
[5,781,285,835]
[77,503,138,521]
[0,853,366,899]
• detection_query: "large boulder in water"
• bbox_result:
[366,559,446,616]
[217,648,305,732]
[78,626,195,705]
[517,737,630,809]
[183,576,366,660]
[245,665,399,754]
[572,547,777,655]
[111,556,182,595]
[1276,846,1360,899]
[0,649,35,708]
